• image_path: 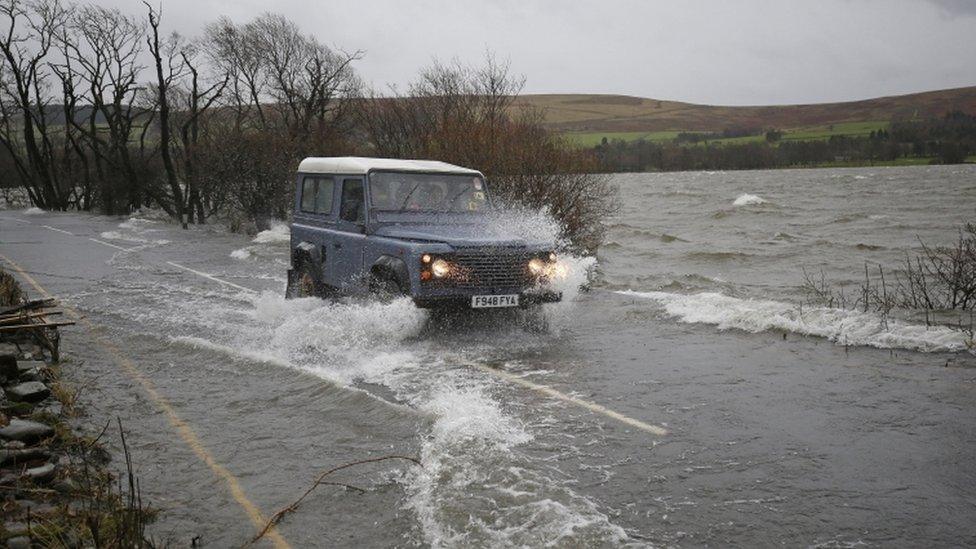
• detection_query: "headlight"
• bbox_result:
[431,258,451,278]
[528,258,546,275]
[530,252,566,282]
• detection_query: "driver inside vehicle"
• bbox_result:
[394,181,421,210]
[340,180,365,223]
[419,183,445,210]
[371,181,393,210]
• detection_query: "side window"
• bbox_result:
[314,178,334,214]
[300,177,335,215]
[300,178,317,213]
[339,179,365,223]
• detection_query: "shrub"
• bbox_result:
[355,56,616,253]
[0,267,24,306]
[802,222,976,332]
[196,129,301,233]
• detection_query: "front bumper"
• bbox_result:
[412,288,562,309]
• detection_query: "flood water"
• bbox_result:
[1,164,974,547]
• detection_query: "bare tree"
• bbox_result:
[247,13,362,137]
[144,1,187,224]
[63,4,147,213]
[49,14,93,210]
[0,0,71,209]
[172,43,226,223]
[357,55,615,252]
[204,16,266,130]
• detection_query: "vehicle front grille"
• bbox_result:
[437,248,534,290]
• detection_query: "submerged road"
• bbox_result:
[1,209,975,548]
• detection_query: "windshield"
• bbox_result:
[369,172,490,213]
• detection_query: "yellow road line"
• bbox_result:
[464,361,669,436]
[0,253,290,549]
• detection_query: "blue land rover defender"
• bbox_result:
[286,157,563,309]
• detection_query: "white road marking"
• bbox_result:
[160,258,665,437]
[465,361,670,436]
[6,215,133,252]
[166,261,257,294]
[42,224,74,236]
[25,218,665,439]
[88,238,134,252]
[0,217,32,224]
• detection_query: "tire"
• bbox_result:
[368,270,405,303]
[286,262,320,299]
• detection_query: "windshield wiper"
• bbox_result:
[444,186,470,210]
[397,182,421,212]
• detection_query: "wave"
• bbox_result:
[616,290,971,353]
[252,222,291,244]
[661,189,706,197]
[659,233,688,243]
[608,223,689,243]
[733,193,767,206]
[231,221,292,260]
[99,231,170,246]
[118,217,159,231]
[832,212,870,223]
[809,239,889,252]
[99,216,172,247]
[684,250,754,262]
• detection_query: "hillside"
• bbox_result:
[514,86,976,142]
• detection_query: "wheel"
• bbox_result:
[368,271,405,303]
[286,262,319,299]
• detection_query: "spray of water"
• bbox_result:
[618,290,972,353]
[71,207,629,547]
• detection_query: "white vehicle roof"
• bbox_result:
[298,156,482,176]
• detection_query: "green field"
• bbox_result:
[815,156,935,168]
[780,121,889,141]
[563,131,682,147]
[810,155,976,168]
[564,120,891,148]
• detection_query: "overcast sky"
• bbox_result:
[102,0,975,106]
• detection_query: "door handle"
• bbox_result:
[333,242,342,249]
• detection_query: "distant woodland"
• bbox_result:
[0,0,613,251]
[591,111,976,172]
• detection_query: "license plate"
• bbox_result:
[471,294,519,308]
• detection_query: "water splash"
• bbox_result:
[232,220,290,260]
[252,222,291,244]
[617,290,971,353]
[732,194,768,206]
